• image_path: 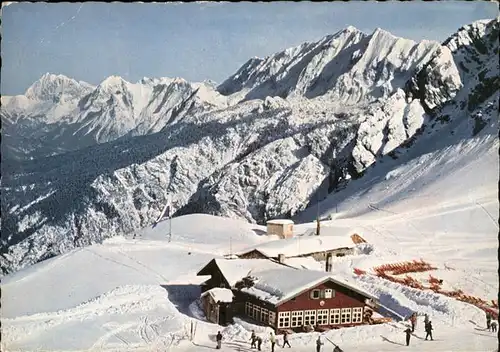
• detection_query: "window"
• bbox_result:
[352,307,363,323]
[330,309,340,325]
[291,311,304,327]
[278,311,291,328]
[324,289,334,299]
[245,302,253,317]
[304,310,316,326]
[269,311,276,326]
[253,305,261,321]
[317,309,329,325]
[341,308,352,324]
[261,308,269,323]
[310,289,321,299]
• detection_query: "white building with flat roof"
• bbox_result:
[266,219,294,239]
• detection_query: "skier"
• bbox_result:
[256,336,263,351]
[424,321,434,341]
[270,332,276,352]
[409,313,417,332]
[404,326,412,346]
[423,313,429,332]
[216,331,223,349]
[282,331,291,348]
[250,330,257,349]
[491,320,498,333]
[486,312,492,330]
[316,336,324,352]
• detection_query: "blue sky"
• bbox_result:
[1,1,497,95]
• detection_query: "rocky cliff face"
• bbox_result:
[1,19,498,275]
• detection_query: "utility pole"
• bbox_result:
[229,236,233,257]
[316,193,320,236]
[168,215,172,242]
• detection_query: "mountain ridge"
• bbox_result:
[1,19,498,275]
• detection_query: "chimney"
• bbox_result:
[325,253,333,272]
[278,253,285,264]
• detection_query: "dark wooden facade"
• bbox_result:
[201,293,233,325]
[275,279,367,332]
[237,250,269,260]
[197,259,231,293]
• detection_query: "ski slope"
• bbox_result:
[1,128,498,351]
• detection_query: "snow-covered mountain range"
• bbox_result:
[1,74,227,160]
[1,19,498,275]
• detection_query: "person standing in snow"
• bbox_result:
[282,331,291,348]
[270,332,276,352]
[491,320,497,333]
[256,336,263,351]
[404,327,412,346]
[216,331,223,349]
[424,321,434,341]
[486,312,492,330]
[250,330,257,348]
[316,336,324,352]
[410,313,417,332]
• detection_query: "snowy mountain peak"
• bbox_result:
[442,18,497,52]
[217,24,438,104]
[344,25,360,33]
[98,75,130,89]
[24,73,94,101]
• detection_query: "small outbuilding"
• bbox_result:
[200,288,234,325]
[267,219,294,239]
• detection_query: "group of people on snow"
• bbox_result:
[216,329,341,351]
[249,331,287,351]
[216,310,498,350]
[404,313,433,346]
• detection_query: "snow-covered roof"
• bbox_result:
[201,288,234,303]
[213,259,287,287]
[283,256,324,271]
[238,235,355,258]
[240,268,377,305]
[267,219,294,225]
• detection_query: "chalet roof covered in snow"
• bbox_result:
[201,288,234,303]
[240,268,378,305]
[237,234,355,258]
[197,258,287,287]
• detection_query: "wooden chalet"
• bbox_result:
[237,235,356,262]
[196,258,378,333]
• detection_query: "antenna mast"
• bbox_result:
[229,236,233,257]
[168,212,172,242]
